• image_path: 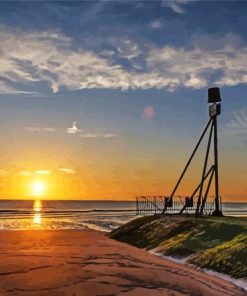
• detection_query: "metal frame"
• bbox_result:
[136,87,223,217]
[163,101,223,217]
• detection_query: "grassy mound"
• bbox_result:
[189,234,247,278]
[109,215,247,279]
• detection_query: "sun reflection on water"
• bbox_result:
[33,213,42,224]
[33,200,42,226]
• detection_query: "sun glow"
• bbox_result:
[32,181,45,196]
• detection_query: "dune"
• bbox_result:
[0,230,245,296]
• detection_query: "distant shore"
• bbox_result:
[0,230,245,296]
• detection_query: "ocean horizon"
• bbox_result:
[0,199,246,232]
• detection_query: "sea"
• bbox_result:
[0,200,246,232]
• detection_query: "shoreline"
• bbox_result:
[149,250,247,292]
[0,229,246,296]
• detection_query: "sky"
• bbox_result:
[0,0,246,201]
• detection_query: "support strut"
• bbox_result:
[162,119,212,214]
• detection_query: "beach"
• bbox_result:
[0,230,246,296]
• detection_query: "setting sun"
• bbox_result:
[32,181,45,197]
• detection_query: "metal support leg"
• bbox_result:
[163,119,212,214]
[179,166,214,214]
[199,167,215,215]
[212,116,223,216]
[196,121,214,217]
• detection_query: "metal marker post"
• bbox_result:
[208,88,223,216]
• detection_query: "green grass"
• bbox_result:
[189,234,247,278]
[109,215,247,278]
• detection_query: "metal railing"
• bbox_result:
[136,195,218,216]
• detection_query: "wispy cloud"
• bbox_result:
[162,0,194,14]
[104,134,120,139]
[109,37,141,61]
[146,34,247,90]
[1,26,247,93]
[25,122,119,139]
[0,81,35,95]
[57,168,75,174]
[34,170,51,175]
[65,122,119,138]
[18,169,76,175]
[81,133,98,138]
[0,169,9,175]
[25,127,56,133]
[150,20,163,29]
[81,133,120,139]
[18,170,32,176]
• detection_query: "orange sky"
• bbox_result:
[0,1,247,204]
[0,148,246,202]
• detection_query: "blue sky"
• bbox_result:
[0,0,246,200]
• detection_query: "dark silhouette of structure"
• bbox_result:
[136,87,223,217]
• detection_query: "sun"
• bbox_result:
[32,181,45,197]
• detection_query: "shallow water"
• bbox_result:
[0,200,246,231]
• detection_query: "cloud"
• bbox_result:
[79,1,106,26]
[43,127,56,132]
[0,81,34,95]
[18,168,76,175]
[81,133,98,138]
[66,122,81,134]
[25,122,118,139]
[26,127,41,133]
[57,168,75,174]
[150,20,162,29]
[34,170,51,175]
[1,26,144,93]
[146,34,247,90]
[26,127,56,133]
[0,169,9,175]
[162,0,194,14]
[104,134,120,138]
[1,26,247,93]
[0,26,180,92]
[18,170,32,176]
[81,132,120,139]
[100,50,115,57]
[110,37,141,61]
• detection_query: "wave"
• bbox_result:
[0,208,246,214]
[0,209,136,214]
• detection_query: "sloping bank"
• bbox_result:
[109,215,247,279]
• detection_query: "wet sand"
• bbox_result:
[0,230,245,296]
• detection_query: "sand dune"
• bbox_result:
[0,230,245,296]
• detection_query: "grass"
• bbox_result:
[190,234,247,278]
[109,215,247,279]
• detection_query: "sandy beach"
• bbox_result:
[0,230,246,296]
